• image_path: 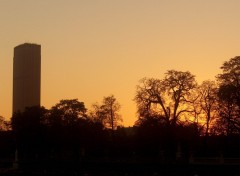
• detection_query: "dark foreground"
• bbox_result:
[1,160,240,176]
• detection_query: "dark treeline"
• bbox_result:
[0,56,240,172]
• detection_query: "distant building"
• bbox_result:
[13,43,41,113]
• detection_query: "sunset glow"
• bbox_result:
[1,0,240,126]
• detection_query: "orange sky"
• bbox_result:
[1,0,240,126]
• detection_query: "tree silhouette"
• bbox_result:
[46,99,88,152]
[90,95,122,131]
[0,115,10,131]
[218,56,240,108]
[11,106,47,160]
[135,70,197,126]
[197,80,218,136]
[216,56,240,135]
[11,106,47,135]
[46,99,87,127]
[90,103,107,125]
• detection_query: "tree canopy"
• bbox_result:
[90,95,122,130]
[135,70,197,126]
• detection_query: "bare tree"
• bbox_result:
[89,103,106,124]
[90,95,122,131]
[135,70,197,126]
[197,80,218,136]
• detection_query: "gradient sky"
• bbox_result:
[1,0,240,126]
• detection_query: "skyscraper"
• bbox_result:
[13,43,41,113]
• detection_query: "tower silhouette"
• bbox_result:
[13,43,41,113]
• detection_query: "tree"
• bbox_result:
[0,116,10,131]
[45,99,92,159]
[217,56,240,106]
[47,99,87,127]
[90,103,107,125]
[217,56,240,110]
[11,106,48,159]
[216,56,240,135]
[197,80,218,136]
[135,70,197,126]
[11,106,47,134]
[215,84,240,135]
[90,95,122,131]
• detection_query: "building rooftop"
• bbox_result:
[14,43,40,50]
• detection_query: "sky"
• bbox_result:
[1,0,240,126]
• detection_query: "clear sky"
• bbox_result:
[1,0,240,126]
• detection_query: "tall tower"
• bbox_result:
[13,43,41,113]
